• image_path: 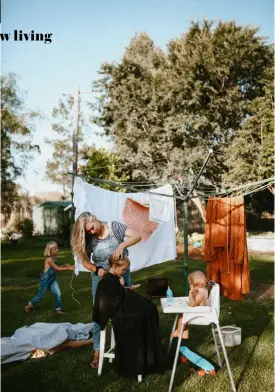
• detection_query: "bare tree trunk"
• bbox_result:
[268,185,275,195]
[191,196,206,223]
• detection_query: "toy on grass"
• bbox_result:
[179,346,216,376]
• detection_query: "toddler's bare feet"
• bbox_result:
[56,309,66,314]
[182,329,189,339]
[171,330,180,338]
[171,329,189,339]
[25,305,32,313]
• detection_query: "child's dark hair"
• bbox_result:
[108,253,130,268]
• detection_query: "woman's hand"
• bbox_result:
[112,245,125,260]
[68,265,75,271]
[119,277,125,286]
[97,268,106,277]
[128,284,140,290]
[82,260,97,273]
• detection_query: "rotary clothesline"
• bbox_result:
[66,171,272,302]
[67,172,218,201]
[66,164,260,194]
[66,172,274,201]
[193,177,274,199]
[67,172,184,200]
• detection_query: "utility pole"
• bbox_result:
[182,149,213,295]
[72,85,80,195]
[63,87,95,224]
[183,181,189,295]
[67,85,80,225]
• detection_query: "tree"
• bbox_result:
[91,21,273,186]
[12,188,34,220]
[223,66,274,184]
[80,146,130,191]
[166,20,273,181]
[1,73,40,218]
[45,95,86,197]
[91,32,172,182]
[222,65,274,216]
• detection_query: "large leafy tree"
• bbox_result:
[166,20,273,181]
[223,66,274,184]
[91,21,273,186]
[1,73,40,218]
[91,32,172,181]
[223,66,274,216]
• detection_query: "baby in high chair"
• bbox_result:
[171,270,209,339]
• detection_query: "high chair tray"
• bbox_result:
[160,297,211,313]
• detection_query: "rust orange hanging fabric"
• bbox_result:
[204,196,250,300]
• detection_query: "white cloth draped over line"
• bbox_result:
[73,177,176,274]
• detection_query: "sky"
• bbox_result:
[2,0,274,196]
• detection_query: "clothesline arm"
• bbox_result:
[66,171,212,201]
[65,171,275,201]
[66,171,182,200]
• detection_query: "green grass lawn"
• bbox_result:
[1,238,274,392]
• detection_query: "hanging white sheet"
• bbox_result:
[73,177,176,274]
[148,185,173,222]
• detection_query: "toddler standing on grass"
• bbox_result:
[25,241,74,314]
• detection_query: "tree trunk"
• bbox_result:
[191,197,206,223]
[268,185,275,195]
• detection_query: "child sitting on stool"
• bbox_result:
[171,271,209,339]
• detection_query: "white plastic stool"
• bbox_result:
[98,324,142,382]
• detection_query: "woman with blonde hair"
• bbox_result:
[71,212,141,368]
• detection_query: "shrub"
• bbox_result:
[10,216,24,233]
[22,218,33,237]
[59,223,71,248]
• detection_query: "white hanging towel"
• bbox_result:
[73,177,176,273]
[148,185,174,222]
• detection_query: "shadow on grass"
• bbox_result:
[249,256,274,284]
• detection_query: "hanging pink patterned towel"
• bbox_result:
[122,198,158,243]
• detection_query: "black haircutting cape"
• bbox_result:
[92,272,166,377]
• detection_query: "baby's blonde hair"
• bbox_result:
[188,270,207,285]
[44,241,58,257]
